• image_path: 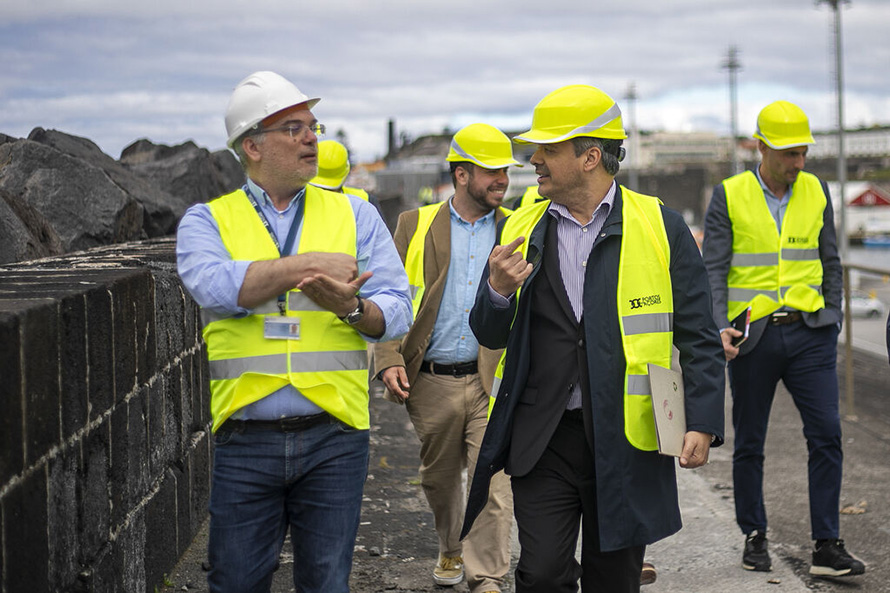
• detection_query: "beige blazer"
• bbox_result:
[370,200,507,403]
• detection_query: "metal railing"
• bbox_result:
[841,261,890,416]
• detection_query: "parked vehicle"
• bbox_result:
[848,290,887,318]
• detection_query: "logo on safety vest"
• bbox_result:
[629,294,662,310]
[787,236,809,244]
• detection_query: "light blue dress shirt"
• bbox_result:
[755,167,792,231]
[425,198,497,364]
[176,178,412,420]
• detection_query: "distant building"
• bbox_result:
[372,123,890,231]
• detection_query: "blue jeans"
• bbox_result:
[207,419,370,593]
[729,321,842,540]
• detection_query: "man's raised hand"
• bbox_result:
[488,236,533,297]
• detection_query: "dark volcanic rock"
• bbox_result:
[0,188,64,265]
[27,128,181,237]
[120,139,244,208]
[0,128,245,264]
[0,139,145,254]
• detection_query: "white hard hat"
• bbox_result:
[224,71,320,148]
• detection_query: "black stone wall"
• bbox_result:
[0,237,211,593]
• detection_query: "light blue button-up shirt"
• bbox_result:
[755,167,792,232]
[176,178,412,420]
[425,198,497,364]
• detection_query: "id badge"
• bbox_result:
[264,316,301,340]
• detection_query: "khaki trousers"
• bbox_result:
[406,370,513,593]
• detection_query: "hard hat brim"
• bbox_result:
[447,156,523,169]
[513,128,627,145]
[309,180,342,191]
[226,97,321,149]
[753,132,815,150]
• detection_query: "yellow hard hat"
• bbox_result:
[310,140,350,190]
[753,101,815,150]
[514,84,627,144]
[446,123,521,169]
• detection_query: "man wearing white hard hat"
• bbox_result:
[462,85,725,592]
[371,123,517,592]
[176,71,412,592]
[702,100,864,578]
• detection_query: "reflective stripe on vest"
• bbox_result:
[204,186,369,432]
[617,190,672,451]
[724,171,826,322]
[490,190,672,451]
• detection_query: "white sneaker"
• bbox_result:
[433,555,464,586]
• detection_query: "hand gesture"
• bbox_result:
[301,252,359,284]
[298,271,373,316]
[488,236,533,297]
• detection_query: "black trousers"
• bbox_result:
[512,411,644,593]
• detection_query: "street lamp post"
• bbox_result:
[818,0,853,415]
[722,46,742,176]
[819,0,850,263]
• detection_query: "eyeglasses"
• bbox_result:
[257,122,326,139]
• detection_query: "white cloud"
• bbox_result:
[1,0,888,162]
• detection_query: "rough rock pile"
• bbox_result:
[0,128,244,265]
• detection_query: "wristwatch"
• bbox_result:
[340,295,364,325]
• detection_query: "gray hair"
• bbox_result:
[571,136,623,176]
[232,130,266,172]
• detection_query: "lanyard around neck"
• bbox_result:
[245,186,306,314]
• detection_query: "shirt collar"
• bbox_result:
[245,178,305,212]
[547,180,616,226]
[754,167,792,201]
[447,196,496,226]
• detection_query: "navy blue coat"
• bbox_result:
[462,188,726,552]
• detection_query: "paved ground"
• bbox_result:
[163,344,889,593]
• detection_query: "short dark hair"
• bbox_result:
[449,161,476,187]
[571,137,623,176]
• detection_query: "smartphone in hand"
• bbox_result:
[730,307,751,347]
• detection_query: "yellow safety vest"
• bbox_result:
[724,171,826,323]
[343,186,370,201]
[491,189,673,451]
[403,201,511,319]
[204,186,369,432]
[517,186,543,209]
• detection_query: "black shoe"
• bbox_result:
[810,539,865,577]
[742,530,772,572]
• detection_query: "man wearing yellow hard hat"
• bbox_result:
[372,123,517,592]
[702,101,864,577]
[310,139,384,217]
[462,85,726,591]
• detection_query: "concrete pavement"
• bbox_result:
[162,345,889,592]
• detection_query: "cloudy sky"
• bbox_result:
[2,0,888,163]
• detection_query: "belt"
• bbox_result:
[221,412,333,433]
[420,360,478,377]
[769,311,803,326]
